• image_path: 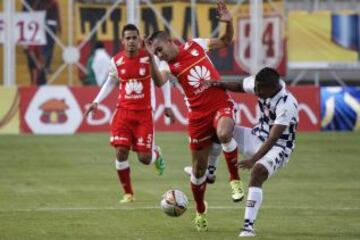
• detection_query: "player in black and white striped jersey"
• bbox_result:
[208,67,298,237]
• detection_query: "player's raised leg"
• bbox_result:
[191,147,210,232]
[115,146,135,203]
[134,117,166,175]
[136,145,165,176]
[216,114,244,202]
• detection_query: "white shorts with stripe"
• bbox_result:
[233,126,292,177]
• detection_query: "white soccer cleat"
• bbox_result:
[239,228,256,237]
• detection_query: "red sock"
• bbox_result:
[223,147,240,181]
[191,182,207,213]
[116,168,133,195]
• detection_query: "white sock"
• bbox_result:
[190,174,207,185]
[150,146,159,164]
[221,138,237,153]
[115,160,129,170]
[208,143,222,176]
[243,187,263,230]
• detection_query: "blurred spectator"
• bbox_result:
[23,0,62,74]
[24,45,47,86]
[84,41,111,86]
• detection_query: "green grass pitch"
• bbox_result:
[0,132,360,240]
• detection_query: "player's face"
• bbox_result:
[255,81,275,99]
[152,39,174,62]
[122,30,140,53]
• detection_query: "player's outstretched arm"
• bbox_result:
[206,80,244,92]
[238,124,287,170]
[208,75,255,93]
[208,0,234,49]
[84,74,117,117]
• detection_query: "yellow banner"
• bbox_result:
[75,1,284,41]
[0,87,20,134]
[288,11,357,62]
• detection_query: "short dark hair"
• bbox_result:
[255,67,280,84]
[95,41,104,49]
[148,31,170,42]
[122,24,139,37]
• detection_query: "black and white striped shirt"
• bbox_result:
[243,77,299,154]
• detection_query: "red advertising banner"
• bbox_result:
[19,85,320,134]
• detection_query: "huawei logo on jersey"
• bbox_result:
[125,79,143,96]
[188,65,211,88]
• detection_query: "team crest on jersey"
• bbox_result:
[191,49,199,56]
[139,68,146,76]
[187,65,210,88]
[140,57,149,64]
[121,69,126,75]
[116,57,124,66]
[174,62,180,68]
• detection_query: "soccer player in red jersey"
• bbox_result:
[85,24,173,203]
[146,0,244,231]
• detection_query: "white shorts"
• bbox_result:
[233,126,292,177]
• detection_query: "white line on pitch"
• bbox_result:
[1,205,360,213]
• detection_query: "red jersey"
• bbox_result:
[110,49,152,110]
[160,39,232,118]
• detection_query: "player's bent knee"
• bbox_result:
[116,147,129,161]
[216,129,232,143]
[138,153,152,165]
[250,164,269,187]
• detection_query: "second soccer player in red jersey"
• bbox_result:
[85,24,174,204]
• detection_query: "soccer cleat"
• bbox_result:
[194,202,208,232]
[206,165,217,184]
[119,193,135,203]
[239,228,256,237]
[155,146,166,175]
[206,174,216,184]
[230,180,245,202]
[184,166,192,176]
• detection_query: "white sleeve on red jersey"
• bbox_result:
[93,58,118,104]
[93,75,117,104]
[158,59,171,73]
[161,81,172,108]
[193,38,210,52]
[108,58,118,79]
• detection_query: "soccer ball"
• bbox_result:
[160,189,188,217]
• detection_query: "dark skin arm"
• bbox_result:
[206,80,245,92]
[238,124,287,169]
